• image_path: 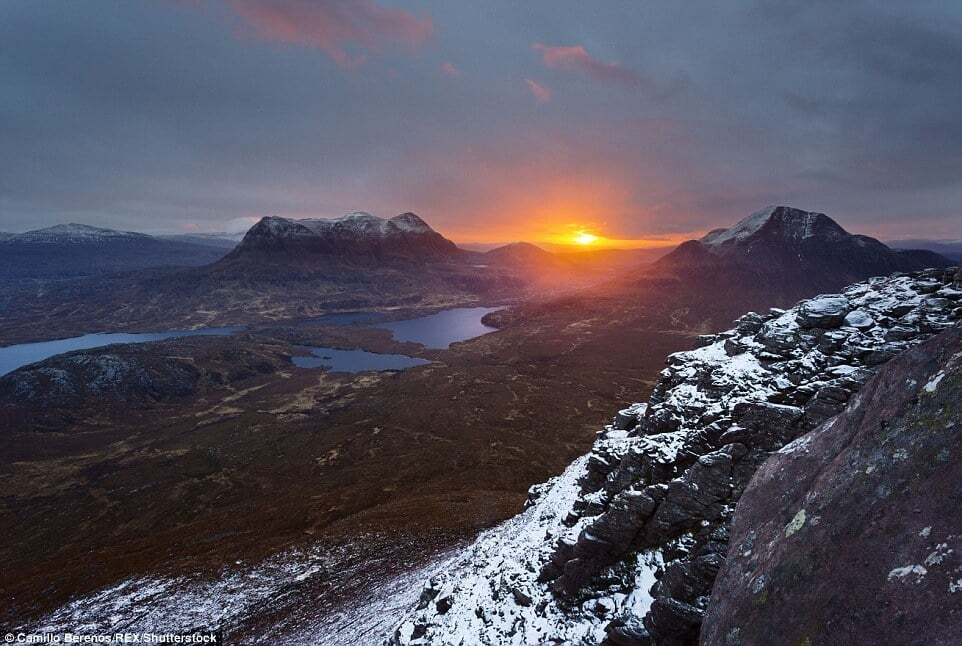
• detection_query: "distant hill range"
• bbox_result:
[0,223,233,279]
[0,207,951,345]
[886,237,962,261]
[158,232,245,250]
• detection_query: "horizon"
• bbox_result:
[2,206,960,251]
[3,2,962,242]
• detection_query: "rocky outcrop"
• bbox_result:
[389,266,961,645]
[541,268,959,644]
[701,324,962,646]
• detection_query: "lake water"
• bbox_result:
[291,346,431,373]
[0,307,501,377]
[379,307,499,349]
[0,327,241,377]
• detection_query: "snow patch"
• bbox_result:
[924,371,945,393]
[887,564,927,583]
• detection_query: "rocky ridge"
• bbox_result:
[389,265,961,645]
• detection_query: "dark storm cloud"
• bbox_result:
[1,0,960,240]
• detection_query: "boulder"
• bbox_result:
[795,295,851,328]
[842,308,874,329]
[605,613,653,646]
[643,598,703,646]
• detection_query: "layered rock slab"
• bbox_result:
[702,324,962,646]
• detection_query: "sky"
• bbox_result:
[2,0,962,245]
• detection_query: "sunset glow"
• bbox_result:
[573,230,599,245]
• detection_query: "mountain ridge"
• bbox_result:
[0,223,230,279]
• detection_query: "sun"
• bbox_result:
[573,230,599,246]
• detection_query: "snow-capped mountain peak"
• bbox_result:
[390,212,433,233]
[701,206,778,245]
[701,205,849,247]
[232,211,457,259]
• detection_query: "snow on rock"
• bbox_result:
[700,206,776,245]
[392,266,961,645]
[26,534,462,645]
[389,456,664,645]
[28,544,343,636]
[796,295,850,328]
[236,211,455,257]
[842,308,875,330]
[295,212,436,238]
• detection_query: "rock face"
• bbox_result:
[388,266,961,646]
[701,324,962,646]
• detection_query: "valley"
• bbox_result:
[1,305,692,632]
[7,6,962,643]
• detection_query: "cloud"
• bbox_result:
[532,43,640,85]
[227,0,433,67]
[525,78,552,103]
[440,61,460,77]
[4,2,962,239]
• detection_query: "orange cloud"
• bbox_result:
[440,61,460,77]
[525,78,552,103]
[228,0,433,68]
[532,43,640,86]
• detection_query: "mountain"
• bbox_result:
[886,237,962,261]
[679,205,951,297]
[483,241,560,267]
[0,223,230,279]
[227,212,460,260]
[387,265,961,645]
